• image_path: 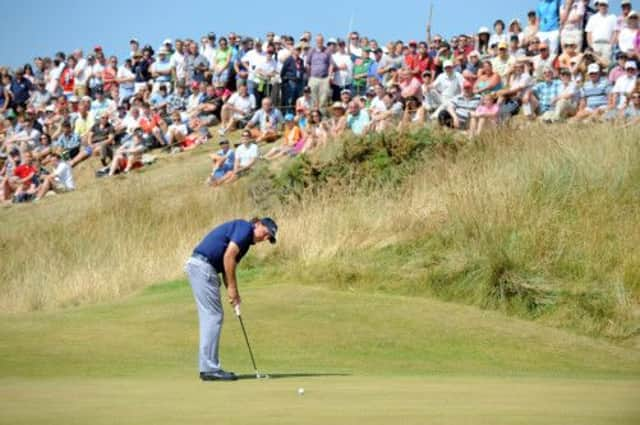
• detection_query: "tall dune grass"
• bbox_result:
[1,123,638,339]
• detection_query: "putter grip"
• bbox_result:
[234,304,241,316]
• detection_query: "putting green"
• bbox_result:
[0,283,638,424]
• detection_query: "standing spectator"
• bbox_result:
[73,49,89,97]
[476,27,492,57]
[132,50,152,94]
[524,11,540,44]
[585,0,617,63]
[59,58,76,99]
[509,19,525,45]
[489,20,509,47]
[560,0,586,47]
[618,9,639,55]
[616,0,634,38]
[352,48,373,97]
[331,39,353,101]
[212,37,233,86]
[537,0,562,55]
[242,40,266,99]
[11,69,34,109]
[280,44,305,114]
[150,47,173,93]
[102,56,119,95]
[117,59,136,103]
[306,34,333,109]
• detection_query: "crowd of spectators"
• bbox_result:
[2,0,640,203]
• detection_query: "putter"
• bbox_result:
[234,304,269,379]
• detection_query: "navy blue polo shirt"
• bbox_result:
[193,220,255,273]
[10,77,33,106]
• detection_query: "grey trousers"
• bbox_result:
[185,256,223,373]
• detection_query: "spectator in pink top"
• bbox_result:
[469,93,499,137]
[399,68,422,99]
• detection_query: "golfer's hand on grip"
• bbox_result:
[227,286,241,307]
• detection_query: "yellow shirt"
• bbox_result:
[74,112,95,137]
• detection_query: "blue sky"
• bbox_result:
[0,0,631,68]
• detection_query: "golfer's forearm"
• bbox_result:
[223,257,238,289]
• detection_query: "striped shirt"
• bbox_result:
[533,79,563,112]
[580,78,610,110]
[451,94,481,124]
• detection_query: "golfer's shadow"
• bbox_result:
[236,372,350,380]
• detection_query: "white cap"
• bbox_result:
[443,60,454,68]
[625,61,637,69]
[158,46,169,55]
[587,63,600,74]
[45,104,56,112]
[327,38,337,45]
[130,37,138,43]
[69,95,79,103]
[163,38,173,45]
[596,0,609,5]
[273,35,282,43]
[478,26,490,34]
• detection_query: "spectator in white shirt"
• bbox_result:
[617,10,639,55]
[430,60,464,119]
[610,61,638,110]
[219,82,256,135]
[585,0,618,63]
[331,39,353,101]
[34,153,75,201]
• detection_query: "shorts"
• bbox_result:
[53,178,73,193]
[84,145,94,156]
[181,135,197,149]
[118,157,143,171]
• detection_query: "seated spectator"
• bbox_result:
[573,63,611,121]
[370,92,403,132]
[149,84,170,109]
[91,86,115,119]
[418,70,440,118]
[622,91,640,125]
[54,120,81,160]
[608,52,628,84]
[606,61,637,117]
[207,139,235,186]
[166,83,188,117]
[70,114,113,167]
[441,80,482,129]
[156,110,190,152]
[138,103,166,148]
[542,67,579,122]
[430,60,464,119]
[1,150,37,204]
[327,102,347,138]
[497,61,533,117]
[73,102,95,143]
[220,132,260,185]
[219,82,256,136]
[247,98,283,143]
[469,93,499,137]
[304,109,328,150]
[492,42,516,81]
[295,86,313,118]
[346,100,370,136]
[265,113,304,160]
[398,68,422,99]
[34,153,74,201]
[523,66,562,119]
[108,129,145,176]
[474,60,503,95]
[529,42,557,81]
[557,36,581,70]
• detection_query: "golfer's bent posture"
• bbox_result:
[185,217,278,381]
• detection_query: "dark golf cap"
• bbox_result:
[260,217,278,244]
[219,139,229,145]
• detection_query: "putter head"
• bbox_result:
[256,373,270,379]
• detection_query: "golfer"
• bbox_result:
[185,217,278,381]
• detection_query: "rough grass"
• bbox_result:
[0,123,638,341]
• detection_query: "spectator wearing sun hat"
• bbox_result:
[617,7,639,55]
[609,61,637,110]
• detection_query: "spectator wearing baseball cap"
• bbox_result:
[440,79,481,129]
[609,61,637,111]
[429,59,464,120]
[618,8,639,55]
[573,62,611,121]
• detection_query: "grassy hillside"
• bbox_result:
[1,123,638,341]
[0,282,638,425]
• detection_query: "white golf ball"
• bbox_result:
[297,387,305,396]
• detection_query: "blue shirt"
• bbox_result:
[193,220,255,273]
[533,79,563,112]
[55,133,81,150]
[580,78,610,109]
[537,0,561,32]
[347,110,370,135]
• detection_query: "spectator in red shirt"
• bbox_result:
[1,150,38,204]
